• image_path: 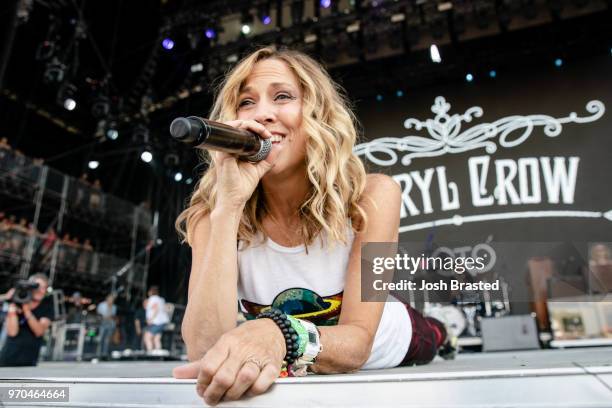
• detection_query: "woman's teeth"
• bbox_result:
[271,135,284,143]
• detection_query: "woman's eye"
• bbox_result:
[275,93,292,101]
[238,99,253,107]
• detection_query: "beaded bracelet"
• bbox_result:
[286,315,307,355]
[255,308,301,364]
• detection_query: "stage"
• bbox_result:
[0,347,611,407]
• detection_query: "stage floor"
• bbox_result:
[1,347,611,407]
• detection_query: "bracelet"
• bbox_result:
[255,309,301,364]
[286,315,308,355]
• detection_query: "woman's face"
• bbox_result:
[236,58,306,176]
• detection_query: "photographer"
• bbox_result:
[0,273,54,366]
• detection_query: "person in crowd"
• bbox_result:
[39,226,58,267]
[0,137,11,150]
[89,179,103,212]
[590,243,612,267]
[172,46,454,404]
[96,294,117,359]
[143,286,169,352]
[76,238,93,274]
[66,291,91,324]
[133,298,147,350]
[0,273,54,366]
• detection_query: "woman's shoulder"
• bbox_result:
[351,173,401,229]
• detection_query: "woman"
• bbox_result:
[172,46,451,405]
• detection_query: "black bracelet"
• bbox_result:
[256,308,300,364]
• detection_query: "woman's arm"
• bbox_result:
[181,205,242,361]
[311,173,402,373]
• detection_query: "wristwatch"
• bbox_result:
[291,319,322,372]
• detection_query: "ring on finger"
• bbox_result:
[244,357,266,371]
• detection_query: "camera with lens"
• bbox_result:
[10,280,40,305]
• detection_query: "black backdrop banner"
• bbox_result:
[353,55,612,310]
[355,55,612,244]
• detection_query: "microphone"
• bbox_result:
[169,116,271,162]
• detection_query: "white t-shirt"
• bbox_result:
[146,295,170,326]
[237,224,411,369]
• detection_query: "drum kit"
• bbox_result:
[422,276,511,338]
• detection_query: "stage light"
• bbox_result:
[396,90,404,97]
[554,58,563,67]
[162,38,174,50]
[43,57,66,83]
[241,9,253,35]
[376,94,383,101]
[466,73,474,82]
[430,44,441,63]
[174,172,183,182]
[140,151,153,163]
[64,98,76,111]
[190,63,204,73]
[291,1,304,24]
[88,160,99,170]
[259,2,272,25]
[57,83,77,111]
[186,178,193,185]
[91,95,110,119]
[106,129,118,140]
[321,0,331,8]
[489,70,497,78]
[205,28,216,39]
[156,238,163,245]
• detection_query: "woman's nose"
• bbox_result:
[252,100,276,123]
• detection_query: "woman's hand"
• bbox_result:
[173,318,286,405]
[212,120,280,211]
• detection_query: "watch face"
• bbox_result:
[308,331,317,343]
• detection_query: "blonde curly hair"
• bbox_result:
[175,46,369,251]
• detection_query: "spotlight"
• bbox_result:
[91,95,110,119]
[133,124,150,142]
[291,1,304,24]
[430,44,441,63]
[489,70,497,78]
[35,40,56,61]
[190,63,204,73]
[88,160,99,169]
[186,178,193,185]
[64,98,76,111]
[174,172,183,182]
[321,0,331,8]
[466,73,474,82]
[259,2,272,25]
[554,58,563,67]
[376,94,383,101]
[106,128,119,140]
[162,38,174,50]
[205,28,216,39]
[396,90,404,97]
[241,9,253,35]
[43,57,66,84]
[57,83,77,111]
[140,150,153,163]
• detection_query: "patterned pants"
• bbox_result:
[398,304,447,366]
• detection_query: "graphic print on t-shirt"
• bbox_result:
[241,287,343,326]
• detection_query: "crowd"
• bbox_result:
[0,277,173,366]
[0,211,94,274]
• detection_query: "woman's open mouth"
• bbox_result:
[270,134,285,144]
